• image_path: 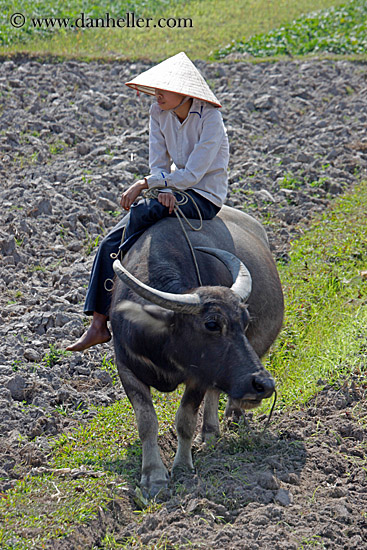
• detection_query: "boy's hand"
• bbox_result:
[158,192,176,214]
[120,179,148,211]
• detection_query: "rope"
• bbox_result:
[170,190,203,232]
[262,389,277,433]
[169,190,203,286]
[146,189,203,286]
[144,188,203,231]
[174,206,203,286]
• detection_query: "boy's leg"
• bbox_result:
[67,193,218,351]
[120,197,170,254]
[82,190,217,315]
[120,192,219,255]
[84,214,129,316]
[66,311,111,351]
[172,190,220,221]
[66,214,129,352]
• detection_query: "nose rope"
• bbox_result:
[262,389,277,433]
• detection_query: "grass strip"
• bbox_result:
[0,0,182,46]
[0,0,348,61]
[0,392,181,548]
[215,0,367,59]
[263,180,367,408]
[1,183,366,547]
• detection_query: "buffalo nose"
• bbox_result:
[252,376,275,398]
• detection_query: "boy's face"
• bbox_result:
[154,89,185,110]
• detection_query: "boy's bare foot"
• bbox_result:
[66,320,111,352]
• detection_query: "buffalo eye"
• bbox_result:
[205,320,222,332]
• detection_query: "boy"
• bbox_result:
[67,52,229,351]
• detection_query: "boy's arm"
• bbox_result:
[148,106,171,177]
[120,178,148,211]
[120,106,171,211]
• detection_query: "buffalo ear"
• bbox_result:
[116,301,174,335]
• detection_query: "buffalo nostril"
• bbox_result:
[252,376,275,397]
[252,378,265,394]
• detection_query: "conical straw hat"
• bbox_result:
[126,52,222,108]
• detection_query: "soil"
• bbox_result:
[54,376,367,550]
[0,56,366,549]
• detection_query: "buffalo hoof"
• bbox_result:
[197,430,220,446]
[171,464,195,478]
[140,478,169,500]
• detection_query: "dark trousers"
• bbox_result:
[84,190,220,316]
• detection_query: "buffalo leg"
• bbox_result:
[201,388,221,443]
[173,384,205,471]
[118,365,169,497]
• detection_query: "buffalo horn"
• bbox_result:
[195,247,252,301]
[113,259,202,313]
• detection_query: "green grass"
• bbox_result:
[0,392,182,548]
[263,180,367,408]
[0,0,349,61]
[42,345,71,368]
[51,391,180,473]
[97,532,182,549]
[0,475,127,549]
[215,0,367,59]
[0,0,180,45]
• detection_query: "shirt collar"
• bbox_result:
[169,98,205,124]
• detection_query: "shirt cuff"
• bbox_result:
[145,172,170,189]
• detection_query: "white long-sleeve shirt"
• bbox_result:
[145,99,229,208]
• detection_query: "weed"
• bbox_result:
[309,176,328,188]
[101,354,119,385]
[28,264,46,273]
[49,139,68,155]
[30,151,39,163]
[11,359,22,372]
[54,404,70,416]
[309,485,321,503]
[43,344,70,367]
[280,173,302,190]
[134,499,163,519]
[298,535,326,548]
[82,174,92,185]
[97,533,182,549]
[59,224,68,239]
[84,232,101,256]
[216,0,367,59]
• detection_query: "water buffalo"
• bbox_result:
[110,205,284,496]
